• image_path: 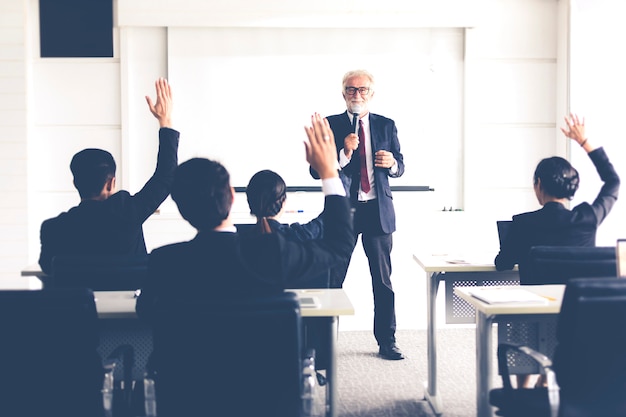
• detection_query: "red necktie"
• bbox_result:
[358,119,370,193]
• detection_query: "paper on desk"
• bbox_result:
[444,253,498,265]
[468,287,549,305]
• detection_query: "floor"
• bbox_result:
[336,238,466,335]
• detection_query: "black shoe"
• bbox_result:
[378,343,405,360]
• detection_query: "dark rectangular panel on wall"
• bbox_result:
[39,0,113,58]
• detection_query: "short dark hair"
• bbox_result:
[246,170,287,218]
[171,158,232,231]
[533,156,580,200]
[70,148,116,199]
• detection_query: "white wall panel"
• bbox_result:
[0,60,26,78]
[29,126,121,191]
[465,187,540,221]
[0,44,25,60]
[473,61,557,124]
[473,0,558,59]
[469,127,556,188]
[120,27,167,193]
[0,77,25,93]
[32,61,120,126]
[0,92,25,109]
[0,109,25,125]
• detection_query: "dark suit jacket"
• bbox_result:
[38,128,179,274]
[310,111,404,234]
[236,215,324,241]
[237,215,328,287]
[495,147,620,275]
[136,195,353,322]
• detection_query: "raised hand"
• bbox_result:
[560,113,586,144]
[304,113,338,179]
[145,78,173,128]
[561,113,594,152]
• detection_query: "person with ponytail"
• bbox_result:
[495,113,620,277]
[243,169,324,241]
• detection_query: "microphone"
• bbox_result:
[351,105,362,135]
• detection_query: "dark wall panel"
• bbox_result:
[39,0,113,58]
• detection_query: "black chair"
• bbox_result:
[490,277,626,417]
[499,246,618,381]
[0,288,134,417]
[521,246,616,285]
[50,254,148,290]
[145,292,315,417]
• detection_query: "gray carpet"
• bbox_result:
[332,327,499,417]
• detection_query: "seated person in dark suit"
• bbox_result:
[136,113,354,321]
[494,113,620,388]
[241,169,326,288]
[495,113,620,276]
[242,169,323,241]
[243,169,332,369]
[38,78,179,275]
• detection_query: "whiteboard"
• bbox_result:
[168,27,464,196]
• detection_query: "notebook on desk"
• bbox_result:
[468,287,549,305]
[298,296,321,309]
[497,220,512,247]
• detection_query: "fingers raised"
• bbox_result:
[304,113,338,179]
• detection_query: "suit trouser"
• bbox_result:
[330,200,396,345]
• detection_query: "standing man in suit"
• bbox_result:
[310,69,406,360]
[38,78,179,274]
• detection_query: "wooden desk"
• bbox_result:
[412,252,519,415]
[454,284,564,417]
[94,288,354,417]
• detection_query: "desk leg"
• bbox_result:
[476,311,495,417]
[424,271,443,415]
[325,316,338,417]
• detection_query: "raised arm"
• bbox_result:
[561,113,619,224]
[304,113,339,180]
[128,78,180,222]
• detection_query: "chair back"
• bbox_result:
[51,254,148,290]
[521,246,616,285]
[553,277,626,415]
[0,288,104,417]
[150,292,303,417]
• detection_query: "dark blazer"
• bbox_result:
[495,147,620,274]
[136,195,353,322]
[237,215,328,288]
[236,215,324,241]
[311,112,404,234]
[38,128,179,274]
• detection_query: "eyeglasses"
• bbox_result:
[345,86,371,96]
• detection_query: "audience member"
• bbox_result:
[136,113,354,322]
[495,113,620,274]
[243,169,332,368]
[243,169,324,241]
[494,113,620,388]
[38,78,179,274]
